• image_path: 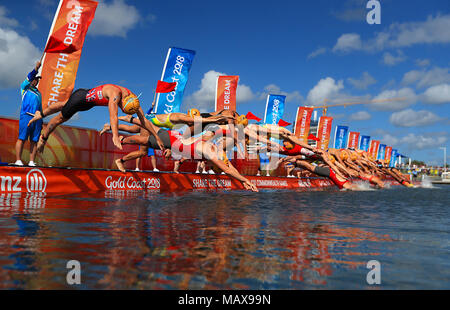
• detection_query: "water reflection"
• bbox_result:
[0,188,445,289]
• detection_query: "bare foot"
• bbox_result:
[36,134,47,153]
[99,123,111,135]
[119,115,133,123]
[115,158,126,173]
[28,110,43,127]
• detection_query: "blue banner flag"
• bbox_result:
[333,125,349,149]
[377,144,386,160]
[359,135,371,152]
[152,47,196,114]
[390,149,398,167]
[263,94,286,125]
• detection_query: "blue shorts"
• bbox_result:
[138,145,155,156]
[18,114,43,142]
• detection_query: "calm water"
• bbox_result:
[0,185,449,289]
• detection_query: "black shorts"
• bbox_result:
[147,129,172,150]
[314,166,331,178]
[61,89,94,119]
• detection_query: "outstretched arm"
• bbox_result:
[203,144,258,192]
[108,90,122,150]
[136,107,165,152]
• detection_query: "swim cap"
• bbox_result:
[122,94,140,115]
[283,139,294,150]
[212,151,230,174]
[188,108,200,117]
[329,155,336,163]
[340,151,349,161]
[236,115,248,127]
[350,152,357,161]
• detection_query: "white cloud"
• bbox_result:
[400,133,448,150]
[332,33,362,53]
[381,133,400,146]
[371,88,417,111]
[0,27,41,89]
[185,70,255,111]
[349,111,371,121]
[402,67,450,89]
[258,84,304,104]
[347,72,376,90]
[0,6,18,28]
[89,0,141,37]
[333,14,450,53]
[415,58,430,67]
[382,50,406,66]
[306,77,344,105]
[422,84,450,104]
[307,47,327,59]
[389,109,442,127]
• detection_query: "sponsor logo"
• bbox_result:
[1,168,47,193]
[26,169,47,192]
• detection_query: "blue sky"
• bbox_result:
[0,0,449,165]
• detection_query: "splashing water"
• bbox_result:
[353,181,376,191]
[420,175,435,189]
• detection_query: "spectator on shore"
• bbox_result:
[14,61,43,166]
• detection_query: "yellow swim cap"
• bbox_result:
[188,108,200,117]
[350,152,357,161]
[340,151,349,161]
[212,151,230,174]
[122,94,140,115]
[329,155,336,163]
[283,139,294,150]
[236,115,248,127]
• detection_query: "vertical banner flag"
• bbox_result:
[378,144,386,160]
[264,95,286,125]
[294,107,313,142]
[368,140,380,159]
[347,131,360,149]
[316,116,333,150]
[154,47,196,114]
[333,125,349,149]
[359,135,371,152]
[389,149,398,167]
[39,0,98,109]
[215,76,239,111]
[385,146,393,165]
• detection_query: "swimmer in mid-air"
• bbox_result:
[29,84,166,154]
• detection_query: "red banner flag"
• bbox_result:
[278,119,291,127]
[316,116,333,150]
[44,1,97,54]
[246,112,262,122]
[215,76,239,111]
[156,80,177,93]
[294,107,313,142]
[347,131,360,149]
[385,146,393,165]
[368,140,380,159]
[308,133,320,141]
[39,0,98,109]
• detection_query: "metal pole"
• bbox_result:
[440,147,447,173]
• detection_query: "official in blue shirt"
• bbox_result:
[15,61,43,166]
